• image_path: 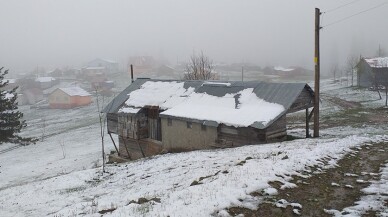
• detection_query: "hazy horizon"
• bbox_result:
[1,0,387,76]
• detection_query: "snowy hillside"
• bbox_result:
[0,79,387,216]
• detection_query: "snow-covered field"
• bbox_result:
[0,79,387,216]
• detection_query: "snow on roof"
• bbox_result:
[365,57,388,68]
[110,79,312,128]
[161,88,285,128]
[203,81,231,86]
[85,66,106,70]
[274,66,294,72]
[102,59,117,64]
[124,81,195,110]
[58,87,91,96]
[35,77,55,83]
[118,107,141,114]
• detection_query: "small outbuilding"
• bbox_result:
[103,79,314,160]
[49,87,92,109]
[357,57,388,88]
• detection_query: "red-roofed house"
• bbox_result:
[49,87,92,109]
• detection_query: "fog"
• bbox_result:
[1,0,387,75]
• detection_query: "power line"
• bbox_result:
[322,2,387,28]
[324,0,363,14]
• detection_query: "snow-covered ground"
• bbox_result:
[0,79,387,216]
[325,162,388,216]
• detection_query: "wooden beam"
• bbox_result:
[137,140,146,158]
[120,136,131,159]
[108,133,120,156]
[308,107,315,121]
[306,108,310,138]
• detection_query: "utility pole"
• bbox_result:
[130,64,134,83]
[314,8,321,138]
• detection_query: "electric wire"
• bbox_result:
[322,2,387,28]
[324,0,363,14]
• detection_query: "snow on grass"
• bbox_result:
[328,162,388,217]
[0,123,113,189]
[0,79,387,216]
[1,135,387,217]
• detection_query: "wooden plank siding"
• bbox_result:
[107,113,118,134]
[117,113,148,140]
[118,137,163,160]
[147,107,162,141]
[288,89,314,113]
[216,115,287,147]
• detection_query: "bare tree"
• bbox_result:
[345,55,359,87]
[95,86,106,173]
[184,51,216,80]
[331,63,339,82]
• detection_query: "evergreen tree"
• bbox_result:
[0,67,36,145]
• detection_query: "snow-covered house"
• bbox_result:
[103,79,314,160]
[87,58,119,73]
[357,57,388,88]
[49,87,92,109]
[35,77,58,89]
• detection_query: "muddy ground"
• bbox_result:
[227,95,388,216]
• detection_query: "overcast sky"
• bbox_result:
[1,0,387,74]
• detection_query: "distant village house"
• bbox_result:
[357,57,388,88]
[87,58,119,74]
[49,87,91,109]
[35,77,58,89]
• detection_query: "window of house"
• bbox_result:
[167,118,172,126]
[201,124,207,131]
[186,121,192,129]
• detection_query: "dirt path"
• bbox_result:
[227,142,388,216]
[321,95,362,109]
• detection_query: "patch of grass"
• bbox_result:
[190,180,201,186]
[128,197,161,205]
[59,186,87,194]
[98,207,116,214]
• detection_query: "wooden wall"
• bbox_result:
[147,107,162,141]
[119,137,163,160]
[357,60,374,87]
[288,89,314,113]
[217,115,287,147]
[107,113,118,134]
[118,112,148,140]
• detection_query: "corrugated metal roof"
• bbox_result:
[253,83,309,109]
[104,78,313,129]
[102,78,149,113]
